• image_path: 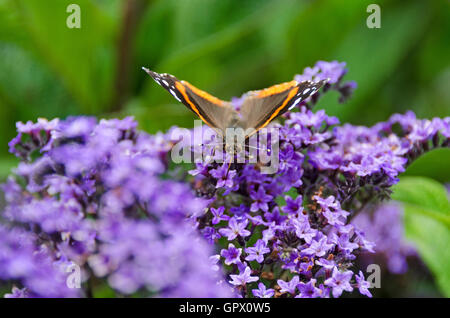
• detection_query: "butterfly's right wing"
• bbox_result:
[143,68,236,136]
[239,79,327,136]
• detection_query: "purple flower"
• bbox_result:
[210,164,236,189]
[303,236,334,257]
[211,206,230,225]
[221,244,242,265]
[292,216,316,244]
[315,60,347,84]
[322,208,349,226]
[313,195,340,211]
[4,286,29,298]
[250,186,273,212]
[315,258,335,270]
[334,233,359,254]
[264,207,286,225]
[252,283,275,298]
[297,279,322,298]
[245,240,270,263]
[202,226,221,244]
[282,195,303,215]
[355,271,372,298]
[277,276,299,295]
[219,217,251,241]
[229,266,259,286]
[324,267,354,298]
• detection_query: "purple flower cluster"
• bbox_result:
[2,117,232,297]
[0,226,78,298]
[189,61,449,298]
[1,60,448,298]
[353,203,416,274]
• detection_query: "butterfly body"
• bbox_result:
[143,67,327,153]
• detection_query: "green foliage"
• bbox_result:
[0,0,448,144]
[392,176,450,296]
[403,148,450,184]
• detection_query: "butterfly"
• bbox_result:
[143,67,326,145]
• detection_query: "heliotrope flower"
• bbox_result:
[219,217,251,241]
[252,283,275,298]
[302,236,334,257]
[297,279,322,298]
[210,164,236,189]
[229,267,259,286]
[355,271,372,298]
[221,244,242,265]
[325,267,354,298]
[245,239,270,263]
[250,186,273,213]
[277,276,300,295]
[4,286,29,298]
[211,206,230,225]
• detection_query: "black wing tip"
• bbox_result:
[311,78,329,87]
[297,78,328,87]
[142,67,157,76]
[320,78,330,85]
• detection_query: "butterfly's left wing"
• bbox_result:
[239,79,327,136]
[143,67,236,136]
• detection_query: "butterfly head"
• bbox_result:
[224,140,244,155]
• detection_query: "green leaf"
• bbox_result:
[402,148,450,183]
[391,176,450,227]
[14,0,117,113]
[403,207,450,297]
[325,1,431,123]
[392,176,450,296]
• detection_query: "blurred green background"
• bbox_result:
[0,0,449,298]
[0,0,449,180]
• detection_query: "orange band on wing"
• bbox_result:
[182,81,225,106]
[256,80,297,98]
[175,81,213,127]
[259,86,299,129]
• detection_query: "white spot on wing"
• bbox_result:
[169,89,181,102]
[288,97,302,110]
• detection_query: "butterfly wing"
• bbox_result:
[239,79,327,135]
[143,68,236,136]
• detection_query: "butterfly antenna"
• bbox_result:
[246,144,272,154]
[195,141,224,147]
[225,156,233,178]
